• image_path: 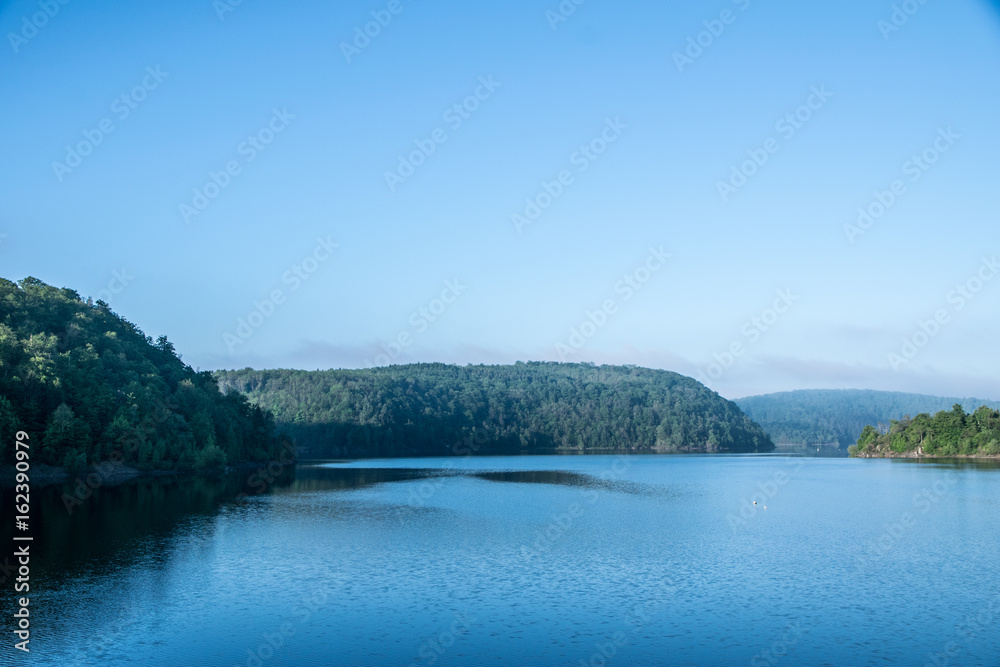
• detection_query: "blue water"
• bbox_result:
[4,455,1000,666]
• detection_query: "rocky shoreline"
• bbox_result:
[850,449,1000,460]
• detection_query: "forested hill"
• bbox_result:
[0,277,290,471]
[852,405,1000,458]
[736,389,1000,448]
[215,363,774,456]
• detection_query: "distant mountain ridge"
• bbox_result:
[736,389,1000,448]
[216,362,774,457]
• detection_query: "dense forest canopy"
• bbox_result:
[851,404,1000,457]
[736,389,1000,448]
[0,277,289,470]
[216,362,774,456]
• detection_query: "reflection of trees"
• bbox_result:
[1,468,290,583]
[0,465,452,586]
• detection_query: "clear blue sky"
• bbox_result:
[1,0,998,399]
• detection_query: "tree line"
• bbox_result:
[850,404,1000,457]
[0,277,290,471]
[216,362,774,457]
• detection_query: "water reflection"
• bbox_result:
[2,461,680,592]
[468,468,673,498]
[0,467,298,585]
[280,465,442,494]
[3,455,999,666]
[10,454,997,589]
[470,469,596,486]
[891,457,1000,470]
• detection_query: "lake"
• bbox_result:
[3,454,1000,666]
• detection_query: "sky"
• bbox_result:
[1,0,998,400]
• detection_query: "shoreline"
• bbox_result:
[850,451,1000,460]
[8,451,997,488]
[0,460,289,489]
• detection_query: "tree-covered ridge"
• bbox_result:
[216,362,774,456]
[850,404,1000,457]
[0,277,289,470]
[736,389,1000,448]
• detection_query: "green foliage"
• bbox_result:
[855,425,879,452]
[0,276,289,469]
[737,389,1000,448]
[850,405,1000,458]
[194,444,228,471]
[61,449,88,472]
[216,362,775,456]
[0,395,18,465]
[889,433,911,454]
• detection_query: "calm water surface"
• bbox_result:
[3,455,1000,666]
